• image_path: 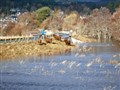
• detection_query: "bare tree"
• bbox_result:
[110,7,120,41]
[81,7,112,41]
[49,9,64,31]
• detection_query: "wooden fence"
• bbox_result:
[0,35,38,43]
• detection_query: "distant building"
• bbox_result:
[10,8,21,22]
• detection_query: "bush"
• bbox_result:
[35,7,51,24]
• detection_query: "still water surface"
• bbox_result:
[0,42,120,90]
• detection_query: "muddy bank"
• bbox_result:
[0,39,74,60]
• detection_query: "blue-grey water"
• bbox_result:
[0,42,120,90]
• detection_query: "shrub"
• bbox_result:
[35,7,51,24]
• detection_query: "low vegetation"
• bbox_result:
[0,39,74,60]
[35,7,51,24]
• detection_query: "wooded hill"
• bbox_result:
[0,0,120,15]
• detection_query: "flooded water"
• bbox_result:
[0,42,120,90]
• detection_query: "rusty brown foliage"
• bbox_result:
[4,12,38,36]
[3,6,120,41]
[110,7,120,41]
[40,17,51,29]
[4,22,24,36]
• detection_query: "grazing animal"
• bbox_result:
[38,38,42,44]
[37,38,46,45]
[45,37,52,43]
[53,34,61,41]
[64,38,71,45]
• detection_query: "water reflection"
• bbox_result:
[0,42,120,90]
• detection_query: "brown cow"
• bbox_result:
[37,38,46,45]
[64,38,71,45]
[45,37,52,43]
[37,38,42,44]
[53,34,61,41]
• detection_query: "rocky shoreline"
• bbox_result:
[0,39,74,60]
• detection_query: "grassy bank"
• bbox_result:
[0,39,74,60]
[73,35,97,43]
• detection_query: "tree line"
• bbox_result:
[0,2,120,42]
[0,0,120,16]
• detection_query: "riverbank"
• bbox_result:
[0,39,74,60]
[73,35,97,43]
[0,35,98,60]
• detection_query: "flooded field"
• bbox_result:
[0,42,120,90]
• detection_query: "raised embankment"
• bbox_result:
[0,39,74,60]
